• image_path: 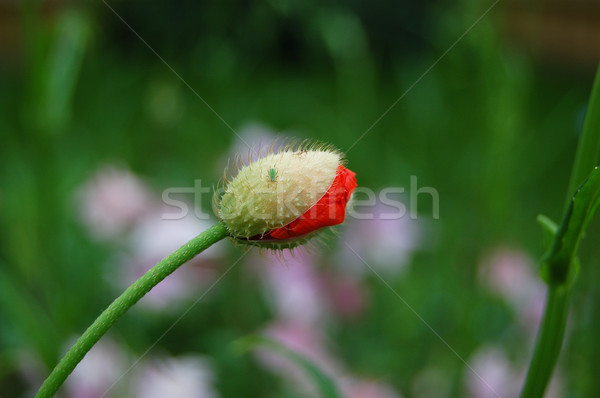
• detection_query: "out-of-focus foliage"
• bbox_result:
[1,0,599,397]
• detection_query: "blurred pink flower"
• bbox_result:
[117,206,224,311]
[247,237,368,322]
[338,200,422,278]
[466,345,563,398]
[65,337,128,398]
[76,165,154,239]
[340,377,403,398]
[257,321,404,398]
[248,250,330,325]
[131,354,219,398]
[479,247,546,332]
[324,273,368,319]
[480,248,537,299]
[259,320,340,376]
[466,346,519,398]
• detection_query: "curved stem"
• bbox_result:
[35,221,229,398]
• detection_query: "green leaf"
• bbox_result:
[541,166,600,285]
[36,10,90,134]
[536,214,558,249]
[233,335,343,398]
[566,67,600,200]
[0,264,60,367]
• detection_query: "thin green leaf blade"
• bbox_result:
[234,335,343,398]
[542,166,600,285]
[536,214,558,249]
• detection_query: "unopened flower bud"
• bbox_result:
[216,142,357,249]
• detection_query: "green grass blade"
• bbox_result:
[37,10,90,134]
[541,166,600,285]
[234,335,343,398]
[566,66,600,203]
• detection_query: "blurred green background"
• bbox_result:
[1,0,600,397]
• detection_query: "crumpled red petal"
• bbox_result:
[267,164,357,240]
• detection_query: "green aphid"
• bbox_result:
[268,167,278,182]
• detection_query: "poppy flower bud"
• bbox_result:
[216,142,357,249]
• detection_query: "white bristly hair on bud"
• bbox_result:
[216,140,342,240]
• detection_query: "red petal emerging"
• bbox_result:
[268,164,357,240]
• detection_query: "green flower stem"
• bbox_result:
[35,221,229,398]
[520,65,600,398]
[519,287,570,398]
